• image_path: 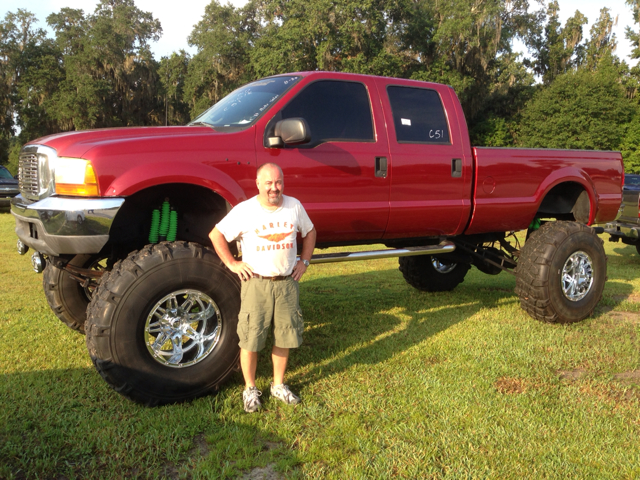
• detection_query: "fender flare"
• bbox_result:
[103,161,248,206]
[533,166,598,225]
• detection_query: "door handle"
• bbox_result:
[375,157,387,178]
[451,158,462,178]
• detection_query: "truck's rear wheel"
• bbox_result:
[515,221,606,323]
[399,255,471,292]
[43,254,107,334]
[86,242,241,406]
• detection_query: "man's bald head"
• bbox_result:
[257,163,283,180]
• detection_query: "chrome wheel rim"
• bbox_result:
[561,251,594,302]
[431,257,457,274]
[145,289,222,368]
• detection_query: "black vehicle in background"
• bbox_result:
[0,166,19,208]
[605,174,640,253]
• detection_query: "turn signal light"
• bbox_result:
[55,161,100,196]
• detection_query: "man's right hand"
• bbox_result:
[210,227,254,281]
[228,260,254,281]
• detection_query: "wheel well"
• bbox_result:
[106,183,230,257]
[536,182,590,223]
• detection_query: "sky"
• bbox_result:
[2,0,637,64]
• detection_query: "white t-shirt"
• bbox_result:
[216,195,314,276]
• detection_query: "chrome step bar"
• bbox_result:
[307,241,456,265]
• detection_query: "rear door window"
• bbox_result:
[387,86,450,144]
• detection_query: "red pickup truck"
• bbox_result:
[11,71,624,406]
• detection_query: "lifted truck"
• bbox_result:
[11,71,623,406]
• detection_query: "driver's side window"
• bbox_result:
[268,80,374,147]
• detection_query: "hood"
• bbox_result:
[28,125,220,159]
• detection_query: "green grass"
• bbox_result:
[1,212,639,479]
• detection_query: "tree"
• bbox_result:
[524,1,587,84]
[184,0,260,118]
[0,9,66,159]
[583,8,617,71]
[626,0,640,60]
[518,55,632,151]
[158,51,190,125]
[47,0,163,130]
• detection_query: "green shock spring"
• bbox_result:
[529,217,541,231]
[148,208,160,243]
[167,209,178,242]
[159,199,171,241]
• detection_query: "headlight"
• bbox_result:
[18,145,100,199]
[52,158,100,196]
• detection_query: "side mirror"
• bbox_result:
[268,118,311,148]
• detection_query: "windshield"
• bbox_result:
[0,167,14,180]
[189,76,301,129]
[625,175,640,186]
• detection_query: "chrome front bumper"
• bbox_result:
[11,195,125,255]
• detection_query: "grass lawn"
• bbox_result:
[1,211,639,479]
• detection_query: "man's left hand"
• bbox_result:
[292,260,308,281]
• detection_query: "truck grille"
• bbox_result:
[18,152,39,200]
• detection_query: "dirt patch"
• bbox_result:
[558,369,588,381]
[610,294,640,303]
[424,356,444,366]
[263,441,281,451]
[161,464,180,480]
[160,433,210,479]
[614,370,640,384]
[608,311,640,324]
[188,433,209,458]
[240,464,283,480]
[495,377,528,394]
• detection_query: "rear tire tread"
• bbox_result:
[515,221,606,324]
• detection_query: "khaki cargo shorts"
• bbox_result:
[237,276,303,352]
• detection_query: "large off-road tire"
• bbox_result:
[399,255,471,292]
[43,254,107,334]
[635,243,640,256]
[86,242,241,406]
[515,221,606,324]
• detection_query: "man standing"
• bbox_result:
[209,163,316,412]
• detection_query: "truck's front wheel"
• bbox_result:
[43,254,106,334]
[86,242,241,406]
[515,221,606,323]
[399,255,471,292]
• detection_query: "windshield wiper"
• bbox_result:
[188,121,215,127]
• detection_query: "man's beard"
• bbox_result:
[267,190,281,205]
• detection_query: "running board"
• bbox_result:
[305,241,456,265]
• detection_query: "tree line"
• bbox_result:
[1,0,640,173]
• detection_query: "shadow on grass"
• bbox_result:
[280,267,514,388]
[610,244,640,258]
[0,368,300,479]
[599,279,637,312]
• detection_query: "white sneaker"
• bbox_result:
[270,383,300,405]
[242,387,262,413]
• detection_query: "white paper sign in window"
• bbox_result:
[401,118,412,126]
